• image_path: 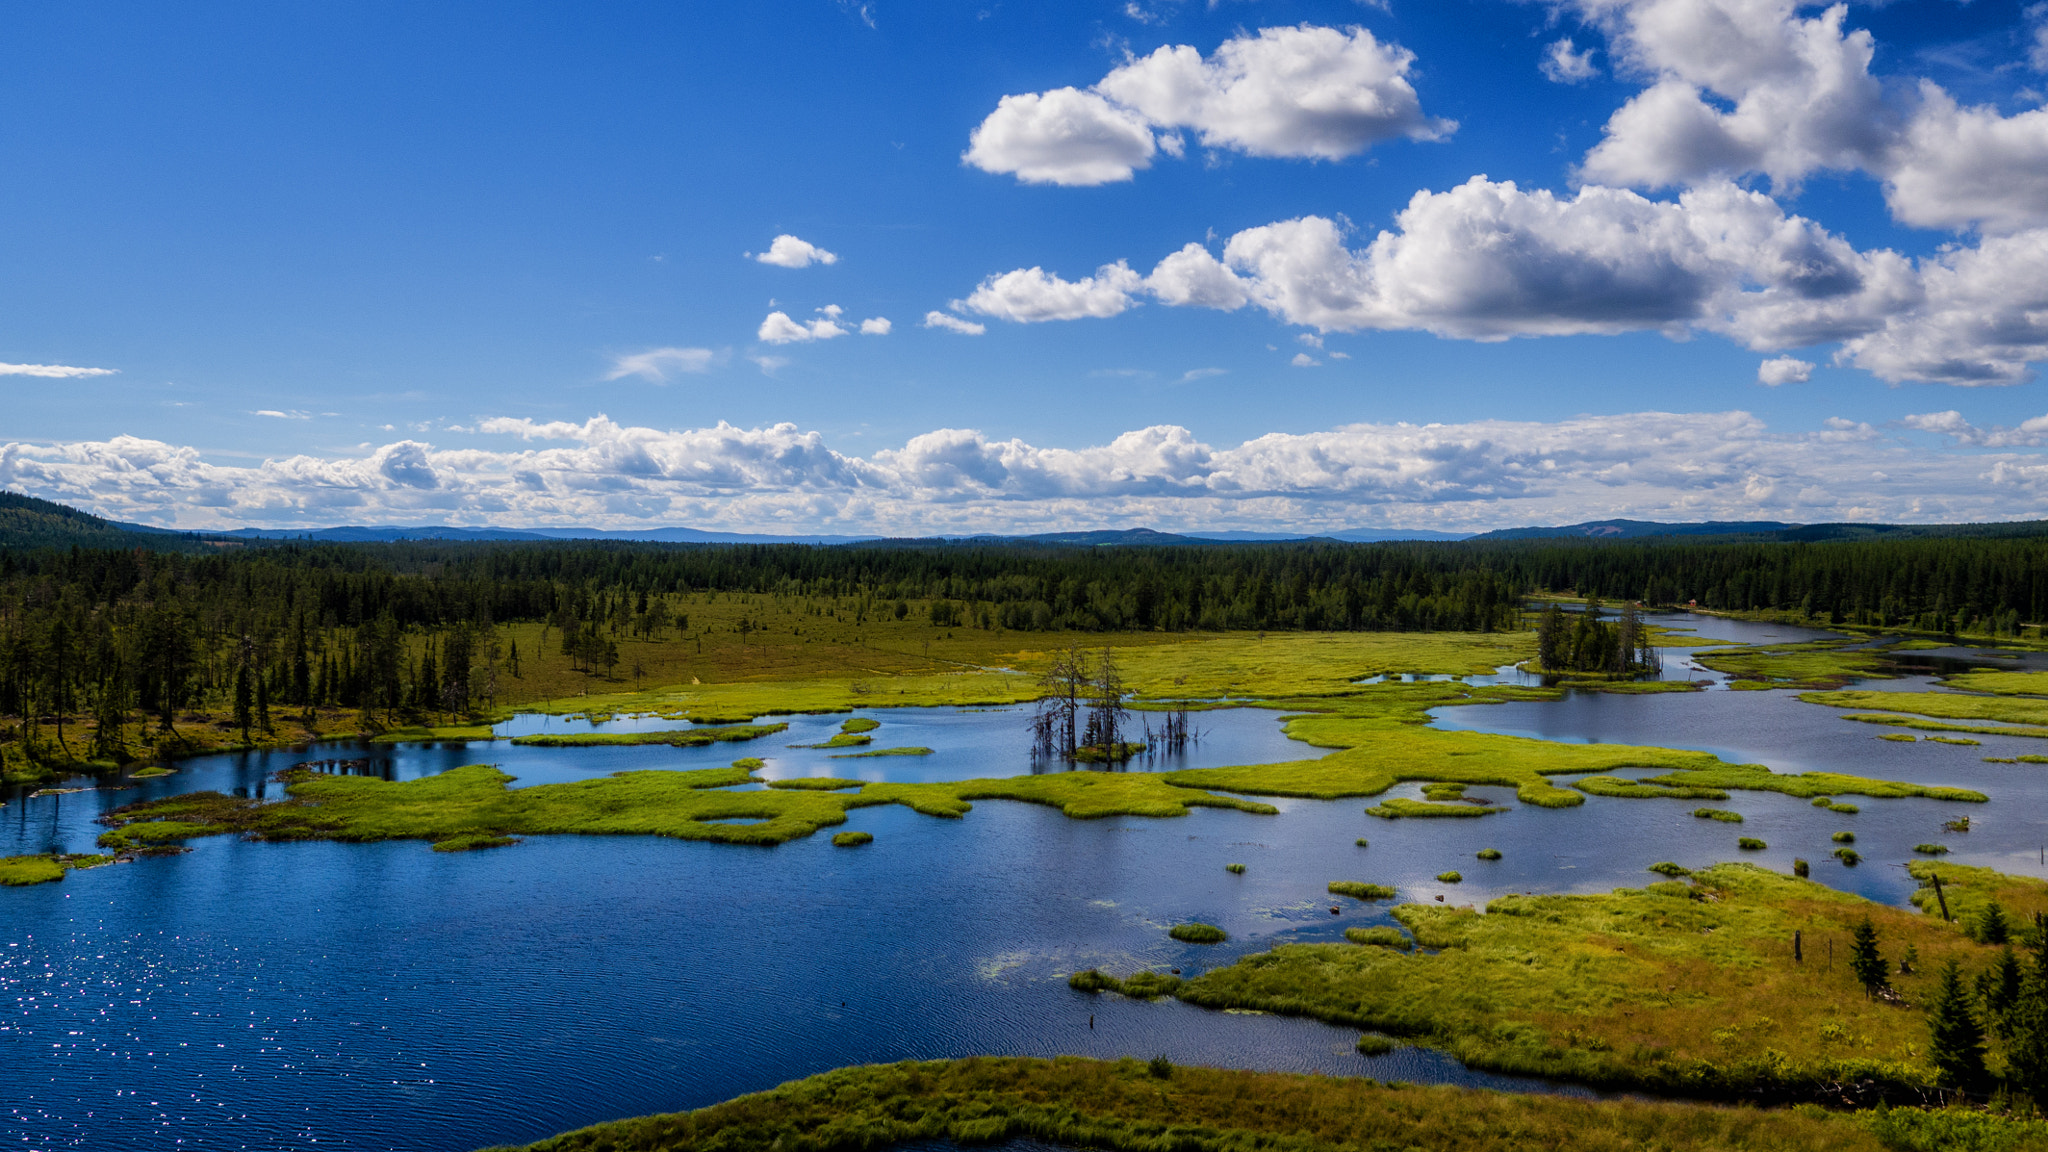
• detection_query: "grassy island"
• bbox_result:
[484,1055,2048,1152]
[1067,862,2048,1103]
[508,722,788,748]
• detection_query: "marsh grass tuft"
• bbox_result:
[1225,863,1246,874]
[1354,1034,1399,1055]
[1170,922,1227,944]
[1833,831,1856,843]
[1329,881,1397,901]
[830,831,873,847]
[1068,970,1183,999]
[1827,803,1860,814]
[1345,926,1413,951]
[1834,847,1862,865]
[1693,808,1744,823]
[1738,837,1767,850]
[1436,871,1464,883]
[1476,848,1503,860]
[1648,861,1691,877]
[1913,844,1949,855]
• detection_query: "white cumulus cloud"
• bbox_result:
[1900,410,2048,448]
[860,317,892,335]
[922,311,987,335]
[758,310,851,344]
[958,262,1144,322]
[965,24,1450,186]
[1541,38,1598,84]
[752,235,839,268]
[1757,356,1814,386]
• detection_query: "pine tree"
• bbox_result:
[1975,902,2012,945]
[1849,916,1889,996]
[232,664,252,742]
[1982,947,2025,1038]
[1928,958,1988,1095]
[2006,915,2048,1109]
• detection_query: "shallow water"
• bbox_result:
[5,620,2046,1150]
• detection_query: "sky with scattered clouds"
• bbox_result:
[6,0,2048,533]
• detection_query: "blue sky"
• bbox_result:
[5,0,2048,533]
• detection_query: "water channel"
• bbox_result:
[4,614,2045,1149]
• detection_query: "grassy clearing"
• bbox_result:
[1170,922,1227,944]
[487,1054,2044,1152]
[1161,863,2048,1101]
[508,723,788,748]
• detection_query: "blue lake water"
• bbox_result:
[5,616,2046,1150]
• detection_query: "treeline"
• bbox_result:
[1456,537,2048,636]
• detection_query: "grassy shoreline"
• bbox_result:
[483,1055,2048,1152]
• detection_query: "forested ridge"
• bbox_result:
[2,522,2046,774]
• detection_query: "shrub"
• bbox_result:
[1693,808,1743,823]
[1436,871,1463,883]
[1329,881,1396,900]
[1356,1034,1398,1056]
[1147,1055,1173,1079]
[1913,843,1950,855]
[1794,857,1810,877]
[1170,922,1227,944]
[1476,848,1503,860]
[1225,863,1246,874]
[1834,847,1862,865]
[1647,861,1691,877]
[1832,831,1856,843]
[1738,837,1767,850]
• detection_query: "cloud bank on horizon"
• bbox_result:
[6,409,2045,534]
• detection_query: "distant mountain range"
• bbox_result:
[7,490,2048,552]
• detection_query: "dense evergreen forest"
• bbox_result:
[3,505,2047,768]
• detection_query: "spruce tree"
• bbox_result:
[1983,947,2025,1039]
[1976,902,2012,945]
[1849,916,1889,996]
[2009,916,2048,1109]
[1928,959,1988,1095]
[232,664,252,742]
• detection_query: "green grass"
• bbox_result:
[1225,863,1246,874]
[1929,736,1981,746]
[1648,861,1691,877]
[791,733,874,749]
[1170,922,1227,944]
[1345,926,1414,950]
[827,746,934,758]
[1574,776,1729,800]
[509,723,788,748]
[1936,670,2048,696]
[860,773,1279,822]
[1807,688,2048,729]
[1840,714,2048,739]
[1476,848,1503,861]
[1827,802,1860,814]
[1738,837,1767,850]
[839,718,880,734]
[1163,863,2048,1101]
[1880,734,1917,743]
[0,855,66,886]
[1913,844,1949,855]
[1368,797,1508,818]
[483,1055,2048,1152]
[830,831,872,847]
[431,833,519,852]
[1329,881,1397,900]
[765,777,866,791]
[369,723,498,744]
[1693,808,1743,823]
[1355,1032,1400,1055]
[1833,848,1862,865]
[1067,970,1182,999]
[1693,641,1898,690]
[1436,871,1464,883]
[128,766,175,778]
[1832,831,1855,843]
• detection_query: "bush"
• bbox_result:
[1475,848,1502,860]
[1436,871,1463,883]
[1913,843,1949,855]
[1738,837,1767,850]
[1647,861,1691,877]
[1147,1055,1173,1079]
[1225,863,1246,874]
[1170,922,1227,944]
[1693,808,1743,823]
[1832,831,1856,843]
[1834,847,1862,865]
[1356,1034,1398,1056]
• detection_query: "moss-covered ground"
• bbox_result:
[485,1055,2048,1152]
[1071,863,2048,1102]
[0,853,116,885]
[1693,641,1901,691]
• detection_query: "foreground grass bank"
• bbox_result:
[1075,863,2048,1103]
[485,1055,2048,1152]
